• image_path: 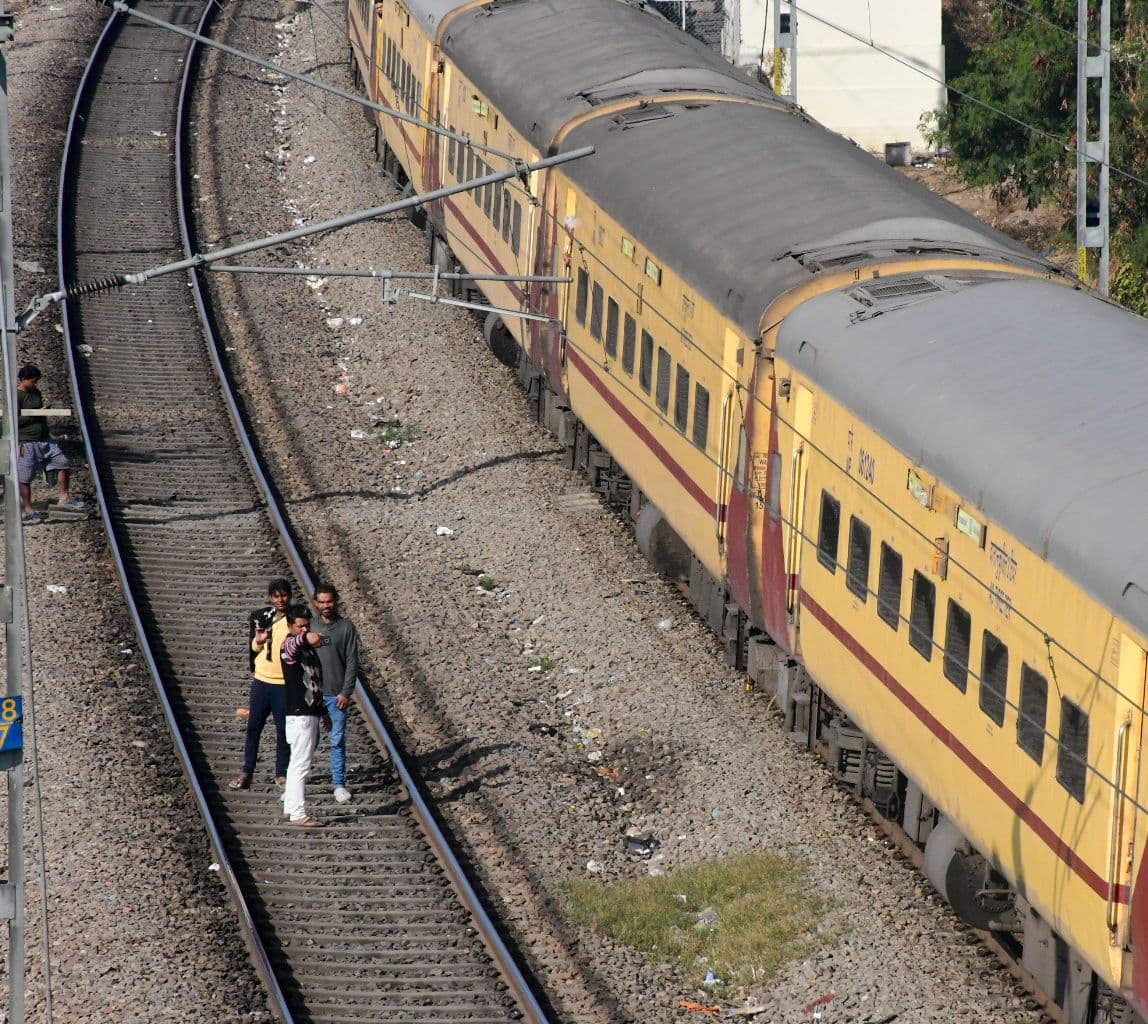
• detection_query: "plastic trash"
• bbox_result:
[46,585,67,595]
[657,618,673,631]
[695,907,718,929]
[701,968,721,986]
[435,526,454,537]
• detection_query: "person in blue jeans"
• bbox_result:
[310,584,360,803]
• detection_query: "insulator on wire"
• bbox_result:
[65,276,127,298]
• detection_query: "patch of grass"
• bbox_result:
[453,564,483,576]
[375,419,420,445]
[533,655,558,673]
[477,575,498,591]
[565,852,824,988]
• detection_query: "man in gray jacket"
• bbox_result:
[310,584,361,803]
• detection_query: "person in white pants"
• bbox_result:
[279,606,331,827]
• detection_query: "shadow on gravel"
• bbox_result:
[287,447,565,507]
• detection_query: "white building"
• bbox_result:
[719,0,945,154]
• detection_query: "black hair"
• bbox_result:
[313,583,339,601]
[17,364,41,381]
[267,578,292,597]
[284,603,310,624]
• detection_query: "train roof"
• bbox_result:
[438,0,769,152]
[562,104,1033,335]
[407,0,465,36]
[437,0,1038,336]
[778,276,1148,637]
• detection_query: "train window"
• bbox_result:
[502,189,513,242]
[512,201,523,256]
[877,544,902,630]
[693,384,710,449]
[622,314,636,374]
[979,631,1008,725]
[816,492,840,573]
[639,331,654,392]
[605,299,619,358]
[1056,698,1088,802]
[575,268,589,326]
[674,366,690,431]
[656,348,672,412]
[909,571,935,660]
[943,601,971,692]
[473,161,485,206]
[1017,664,1048,764]
[447,135,456,176]
[484,169,494,218]
[590,283,604,340]
[492,183,502,231]
[846,517,870,601]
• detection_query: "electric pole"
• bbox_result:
[1077,0,1110,296]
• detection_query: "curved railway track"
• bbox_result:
[56,4,545,1021]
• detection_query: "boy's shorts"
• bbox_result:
[17,442,69,485]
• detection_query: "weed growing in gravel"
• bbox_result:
[375,419,420,445]
[454,564,484,576]
[477,575,498,591]
[532,655,559,673]
[565,852,822,988]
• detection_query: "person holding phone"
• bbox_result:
[279,606,332,827]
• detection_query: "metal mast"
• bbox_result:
[1076,0,1110,295]
[0,0,28,1019]
[773,0,797,103]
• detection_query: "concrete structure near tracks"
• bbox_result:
[715,0,946,154]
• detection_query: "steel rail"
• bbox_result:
[57,2,551,1021]
[57,4,296,1019]
[173,11,552,1019]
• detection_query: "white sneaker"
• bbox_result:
[334,786,352,804]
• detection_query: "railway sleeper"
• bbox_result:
[417,223,1126,1023]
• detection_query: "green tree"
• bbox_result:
[927,1,1148,305]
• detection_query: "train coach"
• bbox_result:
[347,1,1148,1020]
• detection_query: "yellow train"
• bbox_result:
[348,1,1148,1019]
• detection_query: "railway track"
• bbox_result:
[56,4,545,1021]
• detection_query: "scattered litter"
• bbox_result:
[16,260,44,274]
[657,618,673,631]
[350,429,367,440]
[710,808,721,819]
[306,277,328,292]
[675,1000,719,1015]
[149,130,168,138]
[131,740,146,749]
[587,751,602,763]
[556,688,573,701]
[623,832,658,858]
[527,665,542,674]
[77,344,93,358]
[349,317,363,326]
[208,863,220,872]
[437,776,452,789]
[532,614,546,626]
[802,993,835,1020]
[672,893,688,903]
[435,526,454,537]
[303,155,316,164]
[695,907,718,930]
[46,584,67,595]
[119,647,132,656]
[585,859,603,874]
[334,383,349,395]
[528,723,559,737]
[701,969,722,987]
[647,854,666,876]
[326,317,345,329]
[564,665,583,675]
[587,728,601,740]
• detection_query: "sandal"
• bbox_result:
[20,512,45,525]
[289,815,324,828]
[228,773,252,790]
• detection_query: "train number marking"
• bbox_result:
[844,429,876,484]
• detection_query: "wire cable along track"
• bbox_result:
[56,4,546,1021]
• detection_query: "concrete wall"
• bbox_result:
[722,0,945,154]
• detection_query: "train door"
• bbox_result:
[785,384,814,634]
[1109,635,1146,963]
